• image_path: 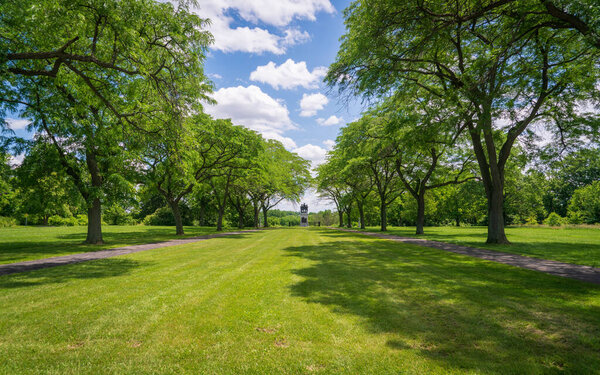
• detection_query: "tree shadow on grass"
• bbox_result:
[353,228,600,267]
[0,258,149,289]
[0,228,255,264]
[283,230,600,373]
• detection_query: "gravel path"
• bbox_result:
[333,228,600,285]
[0,230,260,276]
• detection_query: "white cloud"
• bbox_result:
[323,139,335,150]
[224,0,335,27]
[299,93,329,117]
[282,29,311,47]
[250,59,326,90]
[261,131,297,150]
[206,85,297,147]
[317,115,343,126]
[293,143,328,167]
[9,153,24,166]
[5,118,30,130]
[193,0,334,55]
[208,73,222,79]
[276,188,335,212]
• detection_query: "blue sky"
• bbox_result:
[7,0,361,212]
[196,0,361,211]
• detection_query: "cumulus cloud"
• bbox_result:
[317,115,343,126]
[250,59,326,90]
[293,143,328,167]
[261,131,298,150]
[5,118,30,130]
[206,85,298,148]
[9,153,24,166]
[299,93,329,117]
[323,139,335,150]
[193,0,334,54]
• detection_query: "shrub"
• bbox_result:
[525,216,538,225]
[567,211,584,225]
[0,216,17,227]
[76,214,88,226]
[104,204,136,225]
[143,206,193,226]
[544,212,564,227]
[48,215,80,226]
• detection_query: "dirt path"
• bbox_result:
[333,228,600,285]
[0,230,260,276]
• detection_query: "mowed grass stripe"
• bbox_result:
[1,228,599,374]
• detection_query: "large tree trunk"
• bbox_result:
[85,150,103,244]
[253,201,260,228]
[380,201,387,232]
[86,197,103,244]
[237,209,244,229]
[262,205,269,228]
[168,200,185,235]
[338,209,344,228]
[416,192,425,235]
[346,208,352,228]
[358,201,365,229]
[198,204,206,226]
[455,217,460,227]
[216,206,225,231]
[487,185,509,244]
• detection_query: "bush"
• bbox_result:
[76,214,88,226]
[48,215,80,226]
[104,204,136,225]
[143,206,193,226]
[544,212,564,227]
[0,216,17,227]
[524,216,538,225]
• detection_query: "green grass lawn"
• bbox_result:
[1,228,599,374]
[360,226,600,267]
[0,225,231,264]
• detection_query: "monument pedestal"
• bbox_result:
[300,203,308,227]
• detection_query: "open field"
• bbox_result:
[362,226,600,267]
[0,226,227,264]
[1,228,599,374]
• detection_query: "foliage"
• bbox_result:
[544,212,565,227]
[48,215,86,226]
[0,216,16,227]
[143,206,193,227]
[103,204,136,226]
[327,0,600,243]
[567,181,600,224]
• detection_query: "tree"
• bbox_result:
[315,161,349,228]
[255,140,311,228]
[15,139,83,224]
[1,0,213,243]
[377,95,476,234]
[327,0,600,243]
[207,126,262,232]
[568,181,600,224]
[337,116,402,231]
[142,117,251,235]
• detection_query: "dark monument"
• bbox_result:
[300,203,308,227]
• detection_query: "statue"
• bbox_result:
[300,203,308,227]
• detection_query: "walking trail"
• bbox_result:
[0,230,259,276]
[332,228,600,285]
